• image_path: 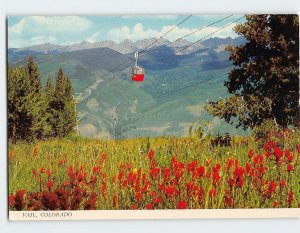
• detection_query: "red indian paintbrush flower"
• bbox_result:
[148,149,155,160]
[209,188,217,198]
[92,165,101,174]
[165,185,176,198]
[154,196,163,204]
[131,204,138,210]
[146,203,153,210]
[285,150,294,162]
[273,201,279,208]
[47,180,54,191]
[226,157,233,171]
[248,149,254,159]
[212,163,221,185]
[136,191,142,202]
[268,181,277,196]
[33,147,37,157]
[177,200,187,209]
[9,194,15,207]
[187,160,198,173]
[162,167,171,182]
[14,189,26,210]
[32,169,37,178]
[281,179,286,189]
[288,191,294,207]
[287,164,294,172]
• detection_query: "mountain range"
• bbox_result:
[8,36,245,56]
[8,36,247,138]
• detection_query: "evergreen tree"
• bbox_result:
[8,66,32,142]
[8,59,77,142]
[43,75,55,137]
[25,56,48,139]
[52,68,77,137]
[205,15,299,130]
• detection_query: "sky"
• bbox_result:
[7,15,245,48]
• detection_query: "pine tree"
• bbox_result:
[26,56,48,139]
[8,66,32,142]
[43,75,55,137]
[205,14,299,130]
[52,68,77,137]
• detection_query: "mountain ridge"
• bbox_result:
[8,36,246,56]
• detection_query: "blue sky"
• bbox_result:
[8,15,245,48]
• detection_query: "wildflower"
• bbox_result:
[268,181,277,195]
[265,151,271,158]
[285,150,294,162]
[148,150,155,160]
[154,196,163,204]
[39,167,45,174]
[196,165,205,178]
[100,152,107,163]
[198,187,205,201]
[186,182,193,196]
[287,164,294,172]
[46,168,52,177]
[150,167,160,180]
[136,191,142,202]
[101,182,107,197]
[248,149,254,159]
[92,165,101,174]
[84,192,97,210]
[14,189,26,210]
[146,203,153,210]
[224,191,233,208]
[47,179,54,191]
[245,163,252,175]
[212,163,221,185]
[253,154,264,165]
[55,189,69,210]
[288,191,294,207]
[281,179,286,189]
[71,186,82,210]
[162,167,171,182]
[58,159,65,166]
[32,169,37,178]
[113,193,118,208]
[209,188,217,198]
[273,201,279,208]
[9,194,15,207]
[33,147,37,157]
[274,145,284,163]
[131,204,138,210]
[165,186,176,198]
[177,200,187,209]
[187,160,198,173]
[42,192,58,210]
[226,157,233,171]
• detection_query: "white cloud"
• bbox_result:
[8,16,92,47]
[108,23,159,42]
[107,22,239,43]
[9,16,92,34]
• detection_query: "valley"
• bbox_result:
[8,36,246,138]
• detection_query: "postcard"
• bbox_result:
[7,14,300,220]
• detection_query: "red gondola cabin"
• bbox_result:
[132,66,144,82]
[131,51,144,82]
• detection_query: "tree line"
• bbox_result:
[8,56,77,142]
